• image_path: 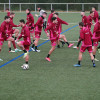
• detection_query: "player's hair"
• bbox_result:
[98,16,100,20]
[26,8,31,12]
[20,19,25,24]
[4,16,10,20]
[52,17,57,21]
[54,12,59,16]
[51,9,55,13]
[43,12,47,15]
[90,10,93,14]
[6,8,9,11]
[10,12,15,15]
[79,22,84,27]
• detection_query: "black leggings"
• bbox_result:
[43,21,47,30]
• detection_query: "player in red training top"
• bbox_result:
[80,11,88,27]
[16,19,31,67]
[54,12,74,48]
[47,9,55,26]
[92,7,99,23]
[6,8,10,17]
[92,16,100,61]
[87,11,94,30]
[31,12,47,52]
[45,17,58,62]
[7,12,21,52]
[26,8,35,43]
[0,16,20,55]
[74,22,95,67]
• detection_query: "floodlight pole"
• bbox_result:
[9,0,11,11]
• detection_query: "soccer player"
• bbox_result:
[92,7,99,23]
[54,12,74,48]
[35,7,47,30]
[81,11,88,27]
[87,11,94,30]
[6,8,10,17]
[16,19,31,66]
[0,16,19,53]
[45,17,58,62]
[74,22,95,67]
[26,8,35,43]
[47,9,55,26]
[31,12,47,52]
[92,16,100,61]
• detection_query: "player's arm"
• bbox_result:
[0,23,6,34]
[16,33,22,42]
[45,25,52,37]
[34,17,41,27]
[58,18,69,25]
[10,21,19,27]
[93,23,99,33]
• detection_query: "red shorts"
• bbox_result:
[51,39,57,46]
[93,38,100,46]
[80,46,92,53]
[20,41,30,51]
[35,31,41,38]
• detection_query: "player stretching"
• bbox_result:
[92,16,100,61]
[45,17,58,62]
[47,9,55,26]
[0,16,19,54]
[16,19,31,67]
[92,7,99,23]
[31,12,47,52]
[74,22,95,67]
[87,11,94,30]
[26,8,35,43]
[81,11,88,27]
[54,12,74,48]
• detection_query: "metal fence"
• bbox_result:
[0,3,100,12]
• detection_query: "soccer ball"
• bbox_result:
[21,64,29,70]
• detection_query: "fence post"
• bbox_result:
[35,3,36,12]
[82,4,84,11]
[19,3,21,12]
[4,3,5,11]
[67,3,68,12]
[51,3,52,10]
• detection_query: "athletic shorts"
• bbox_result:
[20,41,30,51]
[29,27,34,33]
[51,39,57,46]
[80,46,92,53]
[35,31,41,39]
[93,38,100,46]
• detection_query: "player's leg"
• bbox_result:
[14,29,19,40]
[46,40,56,62]
[60,34,74,48]
[43,21,47,30]
[31,33,35,43]
[0,42,3,61]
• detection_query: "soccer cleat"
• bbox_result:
[73,46,77,49]
[74,64,81,67]
[0,58,3,61]
[93,64,96,67]
[15,48,22,52]
[23,51,29,58]
[9,50,15,53]
[94,58,99,62]
[68,43,74,48]
[31,48,40,52]
[45,57,51,62]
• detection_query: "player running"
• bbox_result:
[16,19,31,67]
[26,8,35,43]
[92,16,100,61]
[74,22,95,67]
[54,12,74,48]
[35,7,47,30]
[47,9,55,26]
[45,17,58,62]
[0,16,19,54]
[92,7,99,23]
[81,11,88,27]
[31,12,47,52]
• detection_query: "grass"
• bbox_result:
[0,12,100,100]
